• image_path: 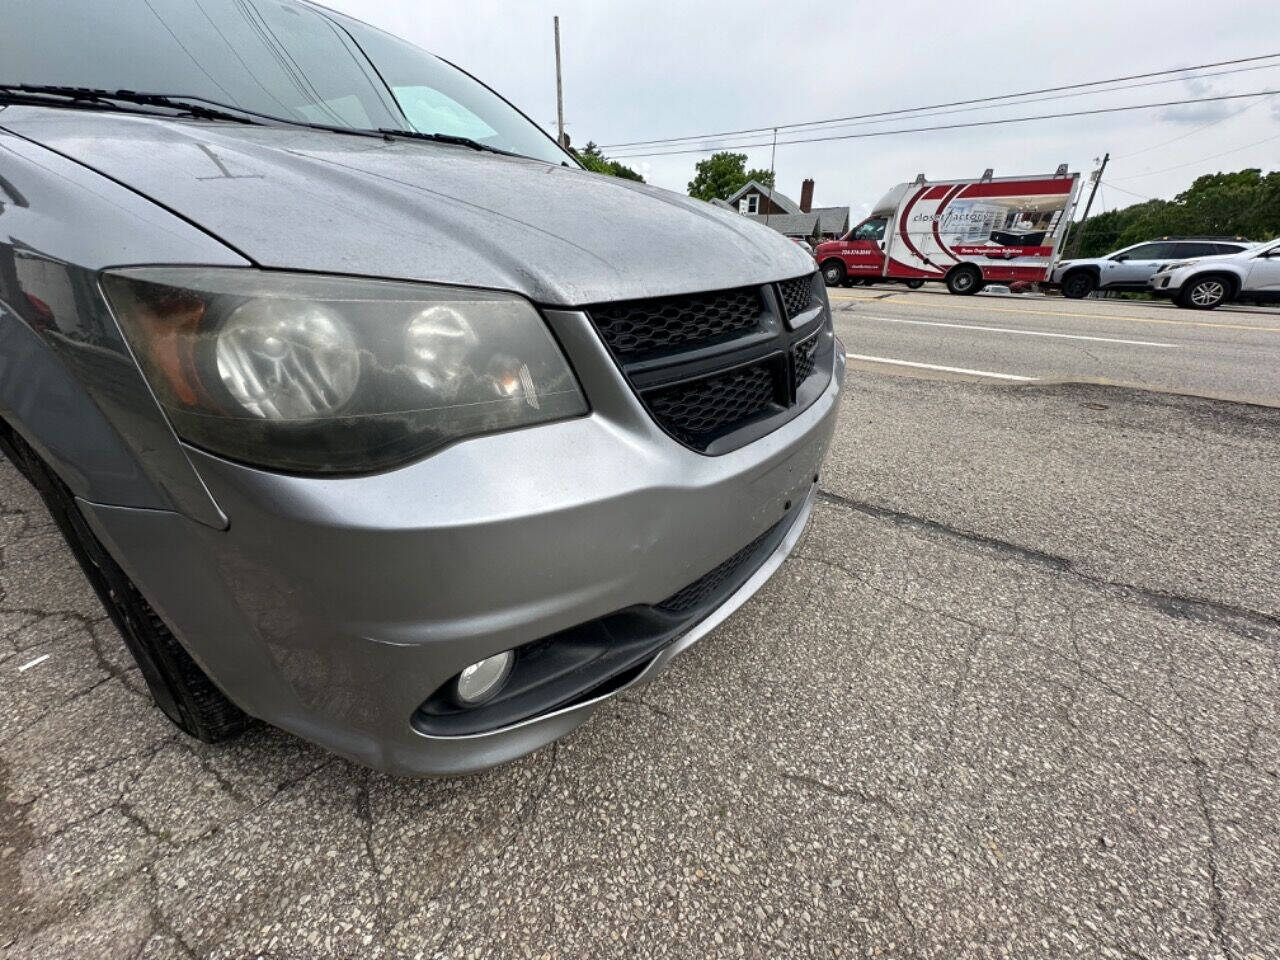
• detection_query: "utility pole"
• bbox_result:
[765,127,778,227]
[1069,152,1109,257]
[554,16,566,149]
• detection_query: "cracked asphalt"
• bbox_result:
[2,370,1279,958]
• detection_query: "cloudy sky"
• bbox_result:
[323,0,1279,223]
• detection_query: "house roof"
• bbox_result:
[725,180,801,215]
[709,197,736,210]
[744,206,850,237]
[745,213,816,236]
[810,206,851,233]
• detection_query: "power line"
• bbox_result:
[1111,130,1280,180]
[1112,95,1269,160]
[608,90,1280,159]
[600,52,1280,150]
[761,61,1280,144]
[1100,181,1157,202]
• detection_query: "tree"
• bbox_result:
[1072,168,1280,258]
[574,142,644,182]
[686,152,775,202]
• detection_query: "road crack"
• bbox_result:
[778,772,902,816]
[815,489,1280,642]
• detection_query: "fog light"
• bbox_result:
[455,651,514,705]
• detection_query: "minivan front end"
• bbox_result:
[81,271,843,775]
[1,0,843,774]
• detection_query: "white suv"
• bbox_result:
[1051,237,1254,299]
[1149,238,1280,309]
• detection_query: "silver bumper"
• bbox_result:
[79,312,844,775]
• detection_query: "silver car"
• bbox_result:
[0,0,841,775]
[1050,237,1254,298]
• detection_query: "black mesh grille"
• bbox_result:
[658,522,780,614]
[644,362,777,448]
[588,287,763,357]
[778,273,817,320]
[793,334,819,384]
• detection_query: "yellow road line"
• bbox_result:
[827,292,1280,333]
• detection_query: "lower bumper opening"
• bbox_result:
[411,499,805,737]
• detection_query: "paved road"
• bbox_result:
[831,287,1280,406]
[1,309,1278,958]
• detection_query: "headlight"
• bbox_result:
[1159,261,1193,273]
[102,269,588,473]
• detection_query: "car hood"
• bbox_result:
[1,109,813,305]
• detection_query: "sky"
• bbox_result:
[321,0,1280,227]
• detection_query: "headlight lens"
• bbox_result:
[103,269,587,473]
[215,298,360,419]
[1160,261,1193,273]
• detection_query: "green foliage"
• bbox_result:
[686,152,775,201]
[1072,169,1280,258]
[574,142,644,182]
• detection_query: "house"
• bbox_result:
[720,179,850,242]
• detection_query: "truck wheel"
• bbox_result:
[905,279,925,289]
[0,425,251,743]
[1177,275,1230,310]
[821,260,846,287]
[1060,271,1096,299]
[946,266,983,296]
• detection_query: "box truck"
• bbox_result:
[815,168,1082,295]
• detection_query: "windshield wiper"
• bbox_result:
[375,128,520,158]
[0,85,263,125]
[0,86,535,157]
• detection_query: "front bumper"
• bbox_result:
[79,310,844,775]
[1148,275,1179,299]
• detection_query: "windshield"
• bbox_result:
[0,0,569,164]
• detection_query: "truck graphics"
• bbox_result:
[816,171,1081,294]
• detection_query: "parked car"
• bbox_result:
[1050,237,1255,299]
[0,0,842,775]
[1149,237,1280,309]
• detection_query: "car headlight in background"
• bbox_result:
[102,269,587,473]
[1158,261,1193,274]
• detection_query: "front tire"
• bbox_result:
[1060,271,1097,299]
[946,266,983,296]
[1178,275,1230,310]
[0,425,251,743]
[821,260,846,287]
[905,279,925,290]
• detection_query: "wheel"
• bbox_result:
[1060,271,1097,299]
[1177,275,1230,310]
[0,425,251,742]
[905,279,925,290]
[821,260,846,287]
[946,266,983,296]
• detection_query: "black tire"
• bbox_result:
[1177,275,1231,310]
[820,260,846,287]
[905,279,925,289]
[0,425,250,742]
[1060,271,1097,300]
[946,265,983,296]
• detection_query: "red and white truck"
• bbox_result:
[815,168,1082,295]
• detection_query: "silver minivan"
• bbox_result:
[0,0,842,774]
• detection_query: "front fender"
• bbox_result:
[0,127,248,526]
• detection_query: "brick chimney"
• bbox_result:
[799,179,815,213]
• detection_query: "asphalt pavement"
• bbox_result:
[1,290,1278,959]
[831,287,1280,405]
